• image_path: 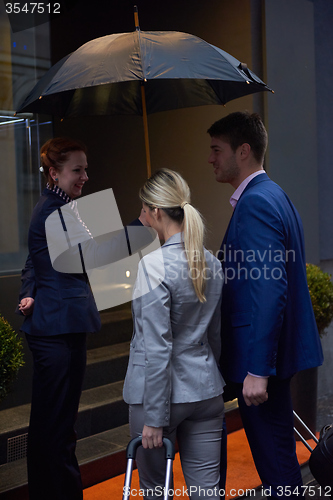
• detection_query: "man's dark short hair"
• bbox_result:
[207,111,268,164]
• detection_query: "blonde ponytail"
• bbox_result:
[182,203,207,302]
[139,169,207,303]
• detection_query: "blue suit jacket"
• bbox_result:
[220,173,323,382]
[19,188,101,336]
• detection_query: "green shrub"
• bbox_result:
[0,314,24,402]
[306,263,333,337]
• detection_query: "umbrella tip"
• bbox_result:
[134,5,140,30]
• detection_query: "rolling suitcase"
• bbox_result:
[293,411,333,489]
[122,436,175,500]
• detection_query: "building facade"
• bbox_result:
[0,0,332,409]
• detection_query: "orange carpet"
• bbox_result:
[83,428,317,499]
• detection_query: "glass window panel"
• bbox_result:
[0,3,52,274]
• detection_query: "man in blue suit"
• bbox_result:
[207,112,323,498]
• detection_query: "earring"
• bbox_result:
[55,178,58,181]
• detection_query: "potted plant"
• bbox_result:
[0,314,24,403]
[306,263,333,337]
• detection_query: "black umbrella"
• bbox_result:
[17,7,273,176]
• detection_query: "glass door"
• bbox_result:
[0,112,52,274]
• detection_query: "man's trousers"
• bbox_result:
[220,377,302,500]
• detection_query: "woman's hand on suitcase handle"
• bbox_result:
[242,374,268,406]
[142,425,163,449]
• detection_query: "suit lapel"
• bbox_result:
[221,209,235,250]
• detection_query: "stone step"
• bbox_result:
[0,424,132,500]
[87,305,133,349]
[0,379,128,467]
[84,341,130,390]
[76,380,128,439]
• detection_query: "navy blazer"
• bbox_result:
[220,173,323,382]
[19,188,101,336]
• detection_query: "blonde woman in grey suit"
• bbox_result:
[123,169,225,500]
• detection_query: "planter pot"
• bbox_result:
[291,367,318,439]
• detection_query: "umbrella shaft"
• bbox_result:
[141,84,151,178]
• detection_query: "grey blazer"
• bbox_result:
[123,232,225,427]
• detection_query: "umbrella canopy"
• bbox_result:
[17,30,272,117]
[16,28,273,176]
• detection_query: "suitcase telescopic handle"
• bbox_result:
[123,436,175,500]
[126,436,175,460]
[293,410,319,452]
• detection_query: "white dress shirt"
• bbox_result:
[229,170,265,209]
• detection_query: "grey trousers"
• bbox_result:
[129,395,224,500]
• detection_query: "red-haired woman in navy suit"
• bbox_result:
[18,137,101,500]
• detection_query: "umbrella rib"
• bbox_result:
[136,27,146,82]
